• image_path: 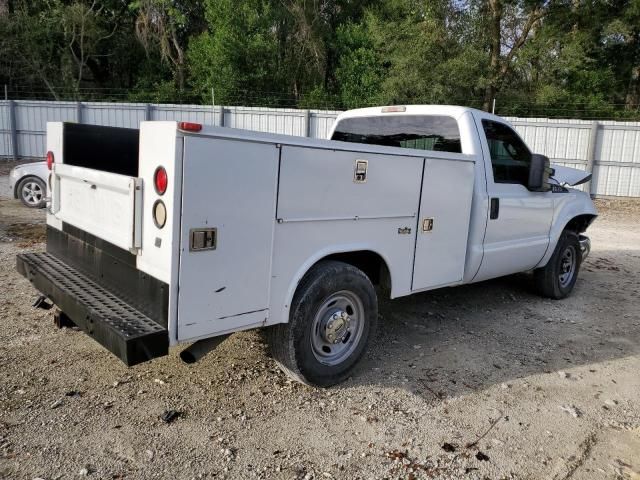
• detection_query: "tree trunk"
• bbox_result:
[626,65,640,110]
[483,0,502,112]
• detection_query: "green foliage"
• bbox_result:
[188,0,284,106]
[0,0,638,118]
[334,22,383,108]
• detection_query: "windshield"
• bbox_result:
[331,115,462,153]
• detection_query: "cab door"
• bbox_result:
[473,113,554,282]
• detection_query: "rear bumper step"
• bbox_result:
[16,252,168,366]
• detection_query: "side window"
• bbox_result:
[482,120,531,185]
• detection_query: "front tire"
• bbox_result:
[534,231,582,299]
[17,176,46,208]
[266,260,378,387]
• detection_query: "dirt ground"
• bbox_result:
[0,171,639,480]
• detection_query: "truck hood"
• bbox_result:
[551,164,592,186]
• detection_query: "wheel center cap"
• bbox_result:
[324,311,350,344]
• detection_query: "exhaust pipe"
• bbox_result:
[180,334,230,364]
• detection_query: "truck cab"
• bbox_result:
[330,105,596,288]
[16,106,596,387]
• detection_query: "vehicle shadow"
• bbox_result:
[347,248,640,401]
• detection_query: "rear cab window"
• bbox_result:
[331,115,462,153]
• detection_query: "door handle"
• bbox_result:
[490,198,499,219]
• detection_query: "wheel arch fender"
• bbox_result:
[277,245,393,325]
[536,192,597,268]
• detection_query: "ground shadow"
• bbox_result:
[346,248,640,402]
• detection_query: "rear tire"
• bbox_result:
[266,260,378,387]
[534,230,582,299]
[17,176,46,208]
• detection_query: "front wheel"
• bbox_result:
[534,231,582,299]
[266,260,378,387]
[17,176,46,208]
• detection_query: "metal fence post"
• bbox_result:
[302,109,310,137]
[76,101,83,124]
[585,121,599,197]
[218,106,225,127]
[8,99,18,160]
[145,103,152,121]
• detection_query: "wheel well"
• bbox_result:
[322,251,391,291]
[564,214,597,234]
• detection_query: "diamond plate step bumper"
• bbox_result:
[17,252,168,366]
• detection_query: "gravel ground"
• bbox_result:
[0,172,639,480]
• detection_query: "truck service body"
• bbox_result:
[17,105,597,386]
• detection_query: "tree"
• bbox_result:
[188,0,284,105]
[478,0,549,111]
[334,21,383,108]
[130,0,204,91]
[60,1,118,94]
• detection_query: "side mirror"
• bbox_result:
[528,154,553,192]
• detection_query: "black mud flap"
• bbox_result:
[16,252,169,366]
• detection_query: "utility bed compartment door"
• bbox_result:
[412,157,475,291]
[50,163,142,252]
[177,137,279,341]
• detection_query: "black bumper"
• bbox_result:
[17,252,169,366]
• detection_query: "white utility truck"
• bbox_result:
[17,105,596,386]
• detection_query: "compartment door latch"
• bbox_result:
[190,228,217,252]
[353,159,368,183]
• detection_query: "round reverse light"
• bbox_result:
[154,166,168,195]
[152,200,167,228]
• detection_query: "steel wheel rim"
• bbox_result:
[310,290,365,366]
[21,181,43,206]
[558,245,577,288]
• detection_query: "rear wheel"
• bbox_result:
[17,176,46,208]
[266,260,377,387]
[534,231,582,299]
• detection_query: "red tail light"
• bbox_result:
[46,151,54,170]
[154,167,168,195]
[178,121,202,132]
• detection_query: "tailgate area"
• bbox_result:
[17,252,168,366]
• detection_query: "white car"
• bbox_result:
[9,161,48,208]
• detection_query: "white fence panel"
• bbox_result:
[510,121,591,166]
[226,107,305,136]
[594,164,640,197]
[598,126,640,164]
[153,104,218,125]
[0,102,11,157]
[14,101,77,158]
[309,111,339,139]
[83,102,147,128]
[1,100,639,197]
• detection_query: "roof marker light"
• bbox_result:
[178,121,203,132]
[381,106,406,113]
